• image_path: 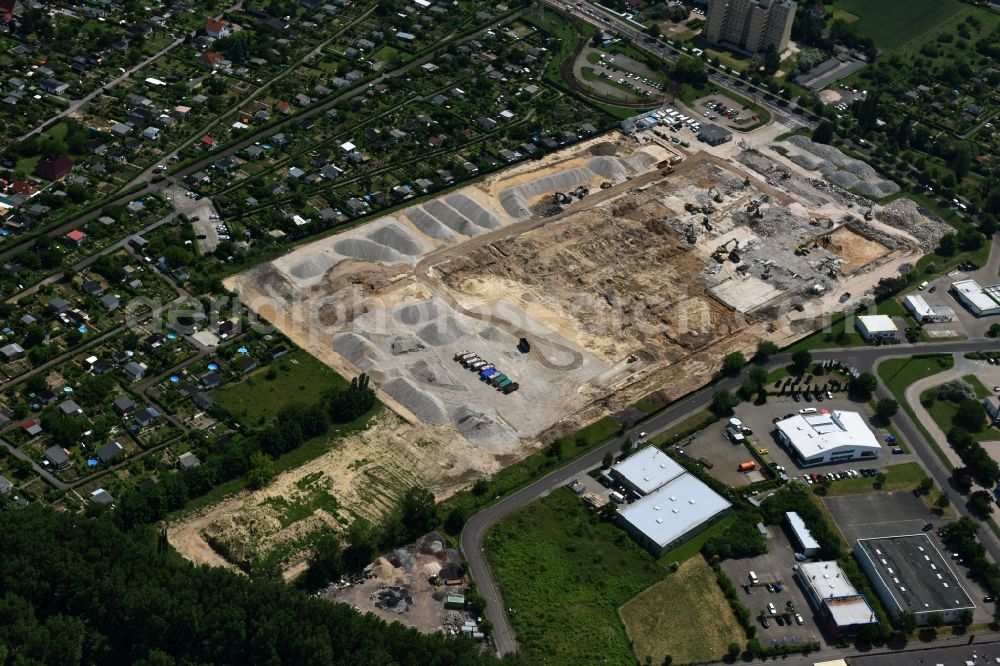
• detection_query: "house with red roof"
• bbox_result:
[65,229,87,246]
[10,180,38,197]
[0,0,16,22]
[275,101,291,114]
[34,155,73,181]
[200,135,216,149]
[205,18,231,38]
[198,51,223,69]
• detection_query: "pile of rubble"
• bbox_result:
[370,585,413,614]
[875,198,949,250]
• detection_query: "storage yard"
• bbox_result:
[215,130,947,572]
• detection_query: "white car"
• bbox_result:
[767,602,776,615]
[795,613,804,625]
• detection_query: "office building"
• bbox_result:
[774,410,881,467]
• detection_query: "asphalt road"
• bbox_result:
[462,337,1000,656]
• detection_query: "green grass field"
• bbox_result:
[825,462,927,495]
[877,354,956,470]
[921,386,998,443]
[485,488,671,665]
[213,349,348,423]
[833,0,965,50]
[619,555,743,665]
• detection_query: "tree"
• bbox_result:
[755,340,779,361]
[398,486,437,541]
[949,142,972,182]
[710,390,740,416]
[812,119,834,144]
[849,372,878,400]
[247,451,275,489]
[721,351,747,376]
[955,398,986,432]
[602,451,614,469]
[727,642,741,659]
[791,350,812,373]
[444,506,467,534]
[896,610,916,633]
[672,56,707,85]
[927,612,945,628]
[304,532,343,592]
[936,491,951,510]
[874,398,899,420]
[916,477,934,495]
[970,490,994,516]
[937,232,958,256]
[989,323,1000,338]
[748,367,768,388]
[620,437,634,458]
[343,518,379,570]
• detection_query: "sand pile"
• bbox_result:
[588,141,618,156]
[334,238,404,263]
[499,166,597,218]
[332,332,383,373]
[383,377,449,424]
[587,156,629,181]
[404,207,456,241]
[784,135,899,198]
[623,150,659,171]
[369,223,423,255]
[417,317,467,346]
[287,253,338,280]
[423,200,486,236]
[396,300,439,326]
[407,359,462,389]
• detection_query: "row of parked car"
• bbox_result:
[801,468,880,485]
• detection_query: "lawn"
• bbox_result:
[921,386,998,443]
[833,0,965,50]
[877,354,956,469]
[649,408,716,447]
[15,154,41,175]
[213,349,348,423]
[485,488,671,665]
[825,462,928,496]
[619,554,743,665]
[962,374,992,399]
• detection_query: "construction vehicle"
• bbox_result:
[743,175,751,187]
[685,224,697,244]
[481,367,498,380]
[709,186,723,203]
[701,203,716,214]
[864,206,874,221]
[761,264,772,279]
[702,216,712,231]
[553,192,572,204]
[712,238,739,263]
[462,356,481,367]
[684,201,698,213]
[454,350,472,361]
[600,181,612,189]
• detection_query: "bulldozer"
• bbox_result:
[702,216,713,231]
[743,175,751,187]
[709,186,723,203]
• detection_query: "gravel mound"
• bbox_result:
[623,150,659,171]
[784,135,899,197]
[333,238,403,263]
[286,254,337,280]
[453,406,517,442]
[332,333,381,371]
[827,171,859,190]
[854,180,900,198]
[423,199,483,236]
[390,335,425,355]
[368,223,422,255]
[587,156,628,181]
[407,358,461,388]
[405,207,455,241]
[396,300,440,326]
[480,325,515,344]
[417,317,467,346]
[499,166,595,218]
[446,193,503,230]
[383,377,448,424]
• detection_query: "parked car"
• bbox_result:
[795,613,804,625]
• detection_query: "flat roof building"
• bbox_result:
[903,295,955,323]
[609,446,685,497]
[705,0,796,54]
[855,315,899,342]
[616,472,731,557]
[796,561,877,637]
[775,410,881,467]
[786,511,820,556]
[697,124,733,146]
[951,279,1000,316]
[854,535,975,625]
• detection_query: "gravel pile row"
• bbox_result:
[785,135,899,198]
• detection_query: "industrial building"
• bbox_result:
[705,0,796,54]
[615,473,731,557]
[854,315,900,342]
[796,561,878,638]
[774,410,881,467]
[903,295,955,323]
[786,511,820,556]
[607,445,685,497]
[951,279,1000,316]
[697,124,733,146]
[854,535,975,625]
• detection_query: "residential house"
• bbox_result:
[134,407,160,428]
[65,229,86,246]
[44,444,70,468]
[0,476,12,494]
[100,294,120,311]
[58,400,83,416]
[90,488,114,505]
[39,79,70,95]
[178,452,202,471]
[48,297,70,314]
[35,156,73,181]
[113,394,136,416]
[123,361,146,382]
[82,280,104,296]
[205,18,231,38]
[96,441,124,464]
[0,343,24,362]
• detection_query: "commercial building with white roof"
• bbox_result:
[903,295,955,323]
[786,511,820,556]
[951,279,1000,316]
[608,445,685,497]
[615,473,731,557]
[796,561,878,637]
[855,315,899,342]
[854,535,975,625]
[774,410,881,467]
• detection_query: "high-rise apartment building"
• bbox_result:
[705,0,796,54]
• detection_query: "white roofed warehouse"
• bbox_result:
[854,535,975,625]
[796,561,878,638]
[951,279,1000,316]
[903,295,955,323]
[774,410,881,467]
[608,445,685,498]
[615,468,731,557]
[786,511,820,556]
[855,315,899,342]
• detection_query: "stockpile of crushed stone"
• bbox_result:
[499,166,596,218]
[287,253,338,280]
[368,223,422,255]
[445,193,503,230]
[587,156,629,181]
[407,358,461,389]
[333,238,404,263]
[623,150,659,171]
[390,335,425,355]
[785,135,899,198]
[453,406,517,442]
[383,377,449,424]
[332,333,382,371]
[588,141,618,156]
[417,317,467,346]
[423,200,484,236]
[404,207,455,241]
[876,198,949,249]
[396,300,440,326]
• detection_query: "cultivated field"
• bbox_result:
[620,555,744,665]
[834,0,964,50]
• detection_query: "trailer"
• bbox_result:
[480,368,497,379]
[501,382,519,394]
[497,377,513,389]
[489,373,508,386]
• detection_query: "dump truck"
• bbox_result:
[453,350,471,361]
[470,360,488,370]
[496,377,513,389]
[480,368,497,379]
[502,382,520,394]
[490,373,508,386]
[462,356,481,367]
[738,461,756,472]
[517,337,530,353]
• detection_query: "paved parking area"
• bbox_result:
[918,267,1000,339]
[720,527,824,646]
[673,420,758,487]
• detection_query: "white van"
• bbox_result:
[798,407,817,414]
[748,571,759,584]
[918,281,928,290]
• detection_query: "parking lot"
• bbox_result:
[825,492,994,623]
[719,527,824,646]
[915,265,998,339]
[673,419,763,487]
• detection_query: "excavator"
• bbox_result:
[709,186,723,203]
[864,206,874,221]
[713,238,740,263]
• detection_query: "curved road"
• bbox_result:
[462,337,1000,656]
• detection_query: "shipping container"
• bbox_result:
[738,461,756,472]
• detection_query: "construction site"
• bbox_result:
[210,129,948,573]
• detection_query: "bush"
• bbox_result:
[937,379,976,402]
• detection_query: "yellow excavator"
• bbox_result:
[713,238,740,263]
[709,186,723,203]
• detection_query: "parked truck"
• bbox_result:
[480,368,497,379]
[737,461,756,472]
[489,373,508,386]
[501,382,519,394]
[496,377,513,389]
